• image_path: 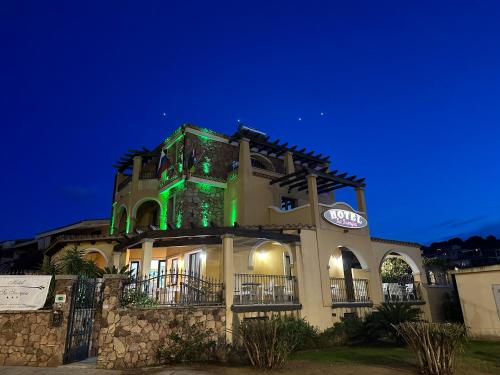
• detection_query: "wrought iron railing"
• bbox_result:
[233,274,298,305]
[330,277,371,304]
[382,281,422,302]
[122,271,223,307]
[117,175,132,191]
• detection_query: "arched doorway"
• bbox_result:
[83,249,108,269]
[380,252,421,302]
[329,247,371,304]
[134,200,161,230]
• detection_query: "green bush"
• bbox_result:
[365,303,422,344]
[321,315,366,346]
[279,316,319,350]
[156,312,216,364]
[121,289,158,308]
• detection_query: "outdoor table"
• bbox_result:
[241,282,261,303]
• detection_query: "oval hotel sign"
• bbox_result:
[323,208,367,229]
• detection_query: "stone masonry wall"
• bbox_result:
[0,276,76,367]
[97,276,226,369]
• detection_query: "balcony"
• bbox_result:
[330,277,373,308]
[139,170,157,180]
[382,281,424,304]
[232,273,300,312]
[122,271,223,307]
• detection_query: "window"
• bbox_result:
[281,196,297,211]
[150,260,159,277]
[188,252,202,276]
[130,261,140,280]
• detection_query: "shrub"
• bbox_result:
[365,303,422,343]
[237,316,297,369]
[121,289,158,308]
[322,315,366,346]
[279,316,319,350]
[441,291,464,323]
[156,311,216,364]
[394,322,466,375]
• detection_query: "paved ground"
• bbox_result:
[0,364,211,375]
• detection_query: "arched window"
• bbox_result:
[250,154,275,172]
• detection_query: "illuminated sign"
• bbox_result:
[323,207,367,229]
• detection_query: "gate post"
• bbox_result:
[52,275,78,366]
[97,275,127,369]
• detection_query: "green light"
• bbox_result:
[230,199,237,226]
[201,158,210,174]
[195,182,216,193]
[201,202,209,227]
[178,163,183,173]
[110,202,117,235]
[165,134,184,148]
[160,178,185,196]
[126,215,131,233]
[176,211,182,228]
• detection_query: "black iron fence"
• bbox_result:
[382,280,422,302]
[233,273,298,305]
[122,271,223,306]
[330,277,371,304]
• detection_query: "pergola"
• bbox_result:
[114,226,300,252]
[269,167,366,194]
[112,147,159,173]
[230,126,330,168]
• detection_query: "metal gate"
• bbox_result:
[63,276,102,364]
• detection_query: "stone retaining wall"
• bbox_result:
[97,306,226,369]
[0,310,64,367]
[0,276,75,367]
[96,276,226,369]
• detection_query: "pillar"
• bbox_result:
[140,239,153,277]
[237,138,252,225]
[284,152,295,174]
[355,187,367,214]
[293,242,306,306]
[222,234,234,343]
[307,174,320,225]
[112,252,121,268]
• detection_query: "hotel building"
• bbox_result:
[45,124,431,331]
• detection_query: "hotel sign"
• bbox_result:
[0,275,52,311]
[323,207,367,229]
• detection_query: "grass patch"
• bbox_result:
[293,341,500,373]
[458,340,500,373]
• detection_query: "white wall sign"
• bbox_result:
[323,207,367,229]
[0,275,52,311]
[55,294,66,303]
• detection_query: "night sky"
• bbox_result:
[1,1,499,244]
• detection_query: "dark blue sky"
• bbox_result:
[1,1,499,243]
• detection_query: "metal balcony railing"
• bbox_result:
[139,170,158,180]
[382,280,422,303]
[233,274,298,305]
[330,277,371,305]
[122,271,223,307]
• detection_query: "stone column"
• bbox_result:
[96,275,127,369]
[140,239,154,277]
[355,187,367,214]
[284,152,295,174]
[307,174,320,225]
[222,234,234,343]
[52,275,78,366]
